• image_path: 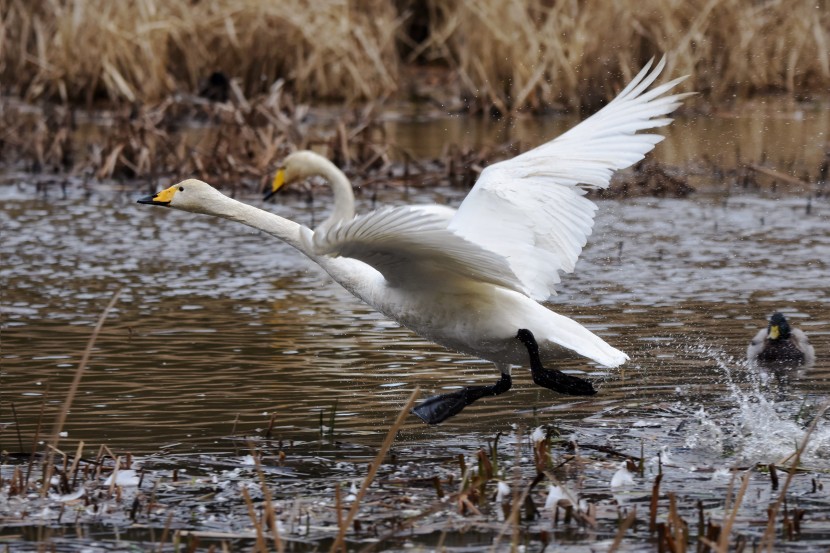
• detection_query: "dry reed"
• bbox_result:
[1,0,827,110]
[422,0,830,112]
[0,0,400,105]
[41,289,122,497]
[759,402,830,552]
[608,508,637,552]
[329,387,420,553]
[715,471,751,553]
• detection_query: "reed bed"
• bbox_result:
[420,0,830,112]
[2,413,825,552]
[1,0,400,105]
[3,87,828,202]
[1,0,828,110]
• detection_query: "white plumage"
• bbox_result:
[139,57,691,423]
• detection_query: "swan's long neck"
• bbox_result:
[191,190,377,298]
[196,192,308,253]
[312,158,355,234]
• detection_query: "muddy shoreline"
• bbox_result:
[2,93,828,202]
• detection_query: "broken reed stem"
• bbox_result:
[249,444,284,553]
[668,493,686,552]
[759,402,830,552]
[608,508,638,553]
[68,441,84,488]
[490,432,530,553]
[157,511,174,553]
[242,486,268,553]
[45,289,122,481]
[329,387,420,553]
[716,470,751,553]
[649,473,662,533]
[335,483,344,531]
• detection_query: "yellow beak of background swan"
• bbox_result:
[263,167,287,201]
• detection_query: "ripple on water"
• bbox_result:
[0,190,828,471]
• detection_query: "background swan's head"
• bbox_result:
[265,150,340,200]
[138,179,228,215]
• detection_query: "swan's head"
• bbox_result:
[138,179,227,215]
[767,312,792,341]
[264,150,337,201]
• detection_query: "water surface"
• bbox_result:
[2,186,828,461]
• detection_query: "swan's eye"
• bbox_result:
[179,186,184,192]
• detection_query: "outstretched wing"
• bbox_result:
[311,205,527,291]
[449,57,692,300]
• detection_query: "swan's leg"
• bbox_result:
[412,364,512,425]
[516,329,597,396]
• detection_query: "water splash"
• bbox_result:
[682,341,830,466]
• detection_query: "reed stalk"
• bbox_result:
[759,402,830,552]
[716,471,750,553]
[329,387,420,553]
[38,289,122,497]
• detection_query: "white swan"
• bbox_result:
[139,57,691,424]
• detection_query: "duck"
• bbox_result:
[747,312,815,368]
[138,57,691,424]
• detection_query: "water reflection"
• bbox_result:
[386,101,830,174]
[1,181,828,466]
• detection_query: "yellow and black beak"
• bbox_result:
[263,168,286,202]
[138,184,177,206]
[769,324,780,340]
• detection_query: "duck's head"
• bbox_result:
[768,312,792,341]
[138,179,226,215]
[264,150,334,201]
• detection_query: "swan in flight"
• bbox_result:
[139,57,691,424]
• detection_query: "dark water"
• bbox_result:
[388,99,830,173]
[2,183,828,461]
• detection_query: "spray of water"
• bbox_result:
[682,342,830,465]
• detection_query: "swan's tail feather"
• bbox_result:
[541,312,629,368]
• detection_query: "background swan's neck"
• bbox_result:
[314,160,355,233]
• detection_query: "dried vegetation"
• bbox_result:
[2,293,829,551]
[1,0,828,197]
[418,0,830,112]
[0,0,400,105]
[2,0,828,109]
[2,400,826,552]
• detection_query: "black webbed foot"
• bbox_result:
[412,373,511,425]
[530,365,597,395]
[516,329,597,396]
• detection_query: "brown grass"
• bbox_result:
[1,0,828,110]
[1,0,400,105]
[329,387,420,553]
[421,0,830,112]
